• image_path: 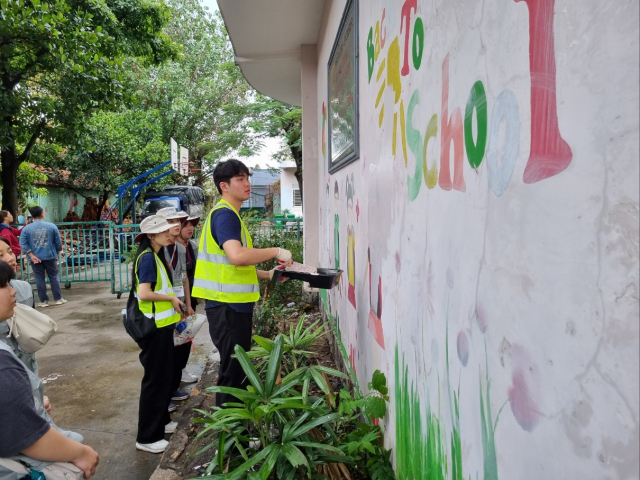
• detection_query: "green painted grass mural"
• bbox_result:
[394,339,503,480]
[322,286,504,480]
[319,289,360,392]
[395,345,460,480]
[480,343,507,480]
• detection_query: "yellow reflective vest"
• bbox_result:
[192,199,259,303]
[135,249,181,327]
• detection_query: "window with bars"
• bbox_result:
[293,188,302,207]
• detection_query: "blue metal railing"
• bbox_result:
[17,222,117,289]
[16,219,303,297]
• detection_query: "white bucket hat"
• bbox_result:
[134,215,173,242]
[156,207,189,221]
[183,215,200,228]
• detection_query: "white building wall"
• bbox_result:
[315,0,639,479]
[280,168,303,217]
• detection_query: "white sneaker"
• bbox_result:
[165,421,178,434]
[181,369,199,383]
[135,439,168,453]
[54,299,67,305]
[38,302,49,308]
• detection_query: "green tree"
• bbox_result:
[0,0,177,216]
[124,0,256,187]
[247,97,303,205]
[41,108,173,219]
[16,163,48,210]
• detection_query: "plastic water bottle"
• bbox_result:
[176,320,188,334]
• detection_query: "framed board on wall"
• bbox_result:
[327,0,359,174]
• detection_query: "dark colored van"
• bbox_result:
[141,186,205,220]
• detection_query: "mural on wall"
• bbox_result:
[324,180,332,267]
[68,193,79,213]
[347,225,356,308]
[346,173,357,308]
[367,247,385,349]
[317,0,637,478]
[516,0,573,183]
[366,0,573,201]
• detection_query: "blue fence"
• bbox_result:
[16,218,302,297]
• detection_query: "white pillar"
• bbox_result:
[300,44,319,267]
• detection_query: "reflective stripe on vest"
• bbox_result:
[135,249,181,327]
[192,199,260,303]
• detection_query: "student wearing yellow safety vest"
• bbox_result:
[193,159,292,408]
[131,216,185,454]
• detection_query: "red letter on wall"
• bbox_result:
[517,0,572,184]
[439,54,466,192]
[400,0,417,76]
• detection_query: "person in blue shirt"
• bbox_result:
[18,206,65,308]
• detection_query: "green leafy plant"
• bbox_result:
[195,335,350,479]
[247,315,326,374]
[335,371,396,480]
[194,321,396,479]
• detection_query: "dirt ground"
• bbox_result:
[152,305,340,480]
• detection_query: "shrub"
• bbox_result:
[194,326,396,480]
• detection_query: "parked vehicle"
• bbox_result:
[141,186,205,220]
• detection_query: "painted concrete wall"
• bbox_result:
[312,0,639,479]
[29,187,117,223]
[280,168,303,217]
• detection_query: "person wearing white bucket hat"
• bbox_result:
[155,207,196,399]
[170,215,201,384]
[131,215,185,454]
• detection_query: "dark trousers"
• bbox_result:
[171,341,192,392]
[32,259,62,302]
[207,305,252,407]
[136,326,175,444]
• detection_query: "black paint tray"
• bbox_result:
[272,268,342,289]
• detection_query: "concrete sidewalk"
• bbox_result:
[33,281,214,480]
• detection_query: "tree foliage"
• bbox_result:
[123,0,256,187]
[247,96,303,205]
[16,163,48,209]
[41,108,175,217]
[0,0,177,215]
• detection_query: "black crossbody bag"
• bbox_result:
[122,282,156,342]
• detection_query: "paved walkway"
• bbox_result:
[33,281,214,480]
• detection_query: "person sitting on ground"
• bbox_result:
[0,237,34,308]
[18,206,66,308]
[0,211,21,257]
[0,262,99,480]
